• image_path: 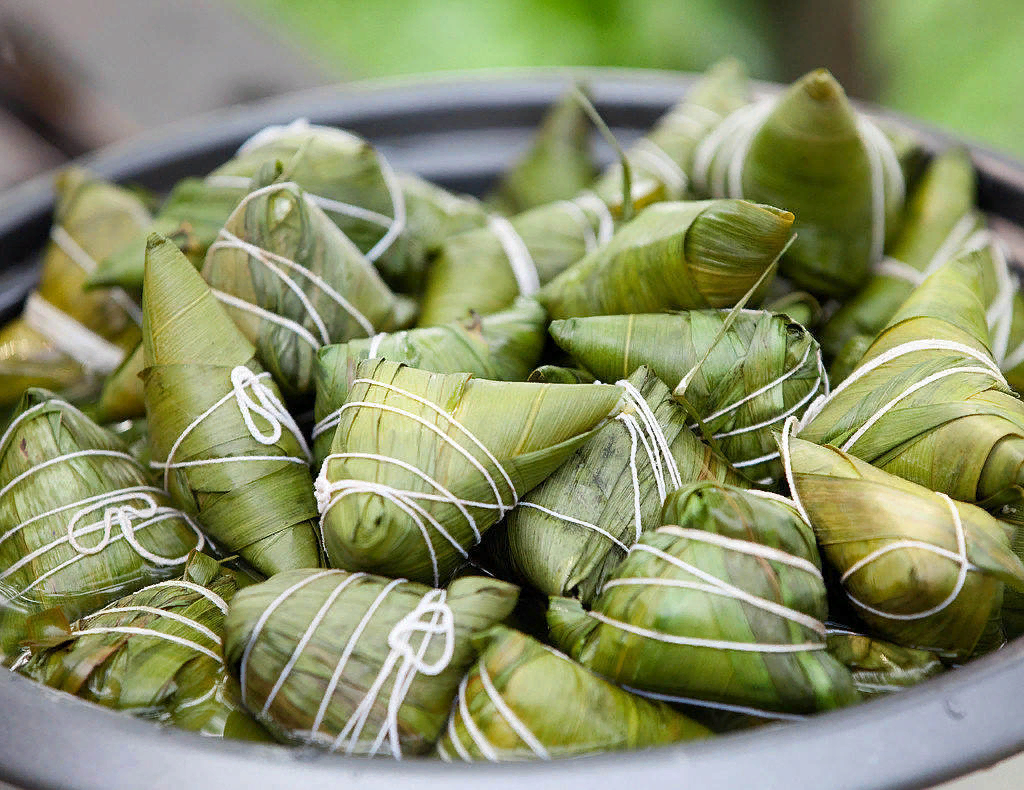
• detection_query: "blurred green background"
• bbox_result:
[244,0,1024,156]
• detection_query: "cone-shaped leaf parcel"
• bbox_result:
[436,626,710,761]
[223,569,519,757]
[315,358,623,585]
[20,551,270,740]
[0,389,203,661]
[142,234,320,576]
[549,482,859,714]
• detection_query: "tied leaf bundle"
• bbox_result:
[316,358,622,585]
[591,57,750,215]
[537,200,793,320]
[798,252,1024,509]
[486,87,596,215]
[549,482,859,715]
[484,366,744,605]
[142,235,321,576]
[416,60,750,327]
[91,120,405,291]
[999,506,1024,639]
[781,433,1024,658]
[312,298,547,464]
[436,626,710,762]
[691,69,905,298]
[0,168,150,407]
[820,149,982,360]
[825,626,944,698]
[19,552,269,740]
[223,569,519,757]
[0,390,204,661]
[549,310,826,483]
[202,176,416,396]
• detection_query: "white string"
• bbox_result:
[798,339,1007,430]
[367,332,388,359]
[631,139,688,199]
[572,191,614,245]
[22,293,126,374]
[839,365,1005,453]
[66,626,222,663]
[239,569,337,702]
[778,416,813,528]
[557,200,597,252]
[151,366,311,489]
[656,524,824,578]
[607,540,826,635]
[475,657,549,759]
[49,225,144,326]
[144,579,230,614]
[841,492,974,621]
[260,572,366,715]
[488,215,540,297]
[873,257,926,286]
[80,604,222,646]
[587,611,825,652]
[514,502,630,552]
[983,237,1017,365]
[453,673,499,761]
[620,685,807,722]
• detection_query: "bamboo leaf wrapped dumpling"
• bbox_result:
[18,552,269,740]
[1,168,151,407]
[781,431,1024,659]
[436,626,710,762]
[90,120,406,291]
[691,69,905,298]
[483,366,744,605]
[202,174,416,396]
[315,359,622,585]
[798,251,1024,509]
[0,389,205,662]
[549,310,826,483]
[549,482,859,715]
[825,626,944,698]
[223,569,519,757]
[486,87,596,215]
[538,200,793,320]
[416,60,750,327]
[142,235,321,576]
[312,298,547,464]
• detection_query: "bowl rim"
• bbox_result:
[1,67,1023,790]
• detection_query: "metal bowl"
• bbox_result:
[1,69,1023,790]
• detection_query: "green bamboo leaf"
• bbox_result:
[549,481,858,714]
[483,366,744,605]
[538,200,792,320]
[486,86,597,215]
[19,551,270,740]
[312,297,546,465]
[692,69,905,298]
[88,341,145,424]
[798,251,1024,508]
[782,434,1024,658]
[435,625,709,761]
[0,389,205,662]
[316,358,623,585]
[549,309,824,483]
[825,626,945,698]
[142,234,321,576]
[417,60,751,327]
[222,569,519,757]
[821,149,980,359]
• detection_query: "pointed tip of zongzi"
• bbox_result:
[773,69,857,139]
[142,232,256,368]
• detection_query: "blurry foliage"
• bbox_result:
[245,0,1022,156]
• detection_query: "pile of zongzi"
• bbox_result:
[3,58,1024,764]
